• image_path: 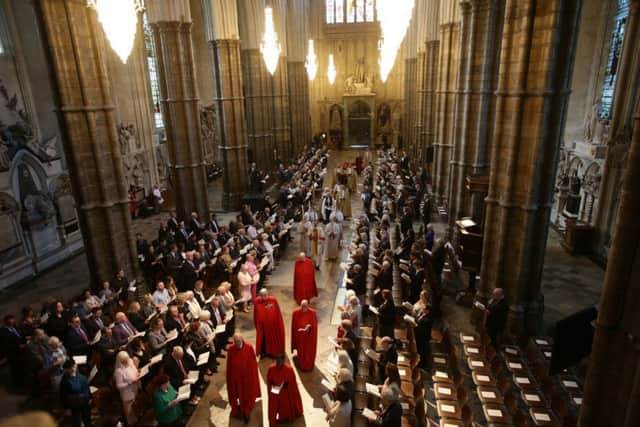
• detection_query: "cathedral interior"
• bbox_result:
[0,0,639,426]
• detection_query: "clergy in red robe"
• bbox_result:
[293,252,318,304]
[254,289,286,357]
[266,354,303,426]
[291,300,318,371]
[226,334,261,422]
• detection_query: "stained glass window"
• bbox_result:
[599,0,630,120]
[355,0,365,22]
[327,0,377,24]
[143,13,164,130]
[365,0,375,21]
[326,0,335,24]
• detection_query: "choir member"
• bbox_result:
[266,354,303,426]
[254,289,286,358]
[226,334,261,424]
[293,253,318,304]
[291,300,318,371]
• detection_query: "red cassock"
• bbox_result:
[291,307,318,371]
[254,296,286,357]
[293,257,318,304]
[226,341,261,417]
[266,363,303,426]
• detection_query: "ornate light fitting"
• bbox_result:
[327,54,337,85]
[260,7,281,75]
[87,0,144,64]
[305,39,318,81]
[377,0,415,82]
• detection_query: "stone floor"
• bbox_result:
[0,149,606,426]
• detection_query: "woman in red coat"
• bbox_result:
[266,354,303,426]
[226,334,261,423]
[291,300,318,371]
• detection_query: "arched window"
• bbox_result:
[326,0,377,24]
[142,13,164,130]
[599,0,630,120]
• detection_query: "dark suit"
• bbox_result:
[65,327,91,356]
[0,325,27,385]
[164,356,189,389]
[209,305,227,355]
[378,300,395,339]
[164,315,186,333]
[180,261,198,292]
[83,316,105,340]
[415,312,433,369]
[112,321,138,347]
[486,298,508,345]
[376,401,402,426]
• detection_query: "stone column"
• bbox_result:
[476,0,582,335]
[239,0,276,171]
[433,1,461,206]
[422,0,441,171]
[202,0,249,210]
[449,0,504,222]
[35,0,141,286]
[579,100,640,427]
[108,13,160,191]
[146,0,210,220]
[287,0,311,155]
[448,1,472,223]
[270,0,292,163]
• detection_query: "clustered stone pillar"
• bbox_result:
[449,0,504,223]
[580,104,640,427]
[448,0,472,224]
[287,0,311,154]
[239,0,276,172]
[404,57,418,150]
[36,0,141,286]
[271,1,292,163]
[433,1,461,207]
[580,2,640,424]
[146,0,210,220]
[202,0,249,210]
[476,0,582,335]
[423,38,440,174]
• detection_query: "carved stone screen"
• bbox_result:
[0,214,20,252]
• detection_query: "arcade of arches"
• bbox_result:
[0,1,638,426]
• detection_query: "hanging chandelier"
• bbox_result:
[305,39,318,81]
[327,54,337,85]
[87,0,144,64]
[377,0,415,82]
[260,7,281,75]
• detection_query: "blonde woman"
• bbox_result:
[218,282,235,312]
[326,368,353,427]
[336,349,354,377]
[114,351,140,426]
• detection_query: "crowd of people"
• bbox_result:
[0,146,510,427]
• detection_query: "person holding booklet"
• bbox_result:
[254,289,286,358]
[153,374,183,427]
[226,334,261,424]
[291,300,318,371]
[114,351,141,425]
[325,368,354,427]
[266,354,303,426]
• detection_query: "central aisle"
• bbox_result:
[191,150,367,427]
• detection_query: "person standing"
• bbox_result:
[266,354,303,426]
[484,288,508,346]
[326,368,354,427]
[60,359,92,427]
[114,351,140,426]
[153,374,183,427]
[254,289,286,358]
[226,334,261,424]
[293,253,318,305]
[324,215,342,261]
[291,300,318,371]
[309,220,324,270]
